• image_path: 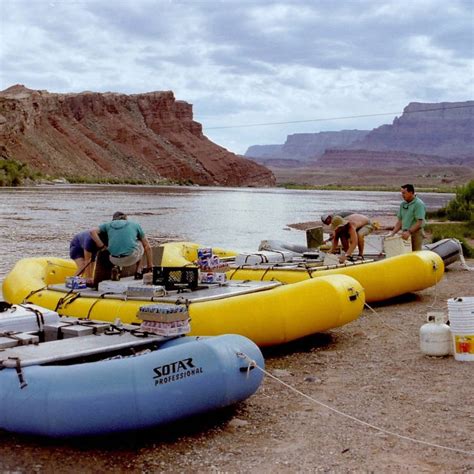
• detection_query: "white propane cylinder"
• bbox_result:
[420,312,451,357]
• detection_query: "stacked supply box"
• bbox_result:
[138,303,190,336]
[200,272,227,284]
[98,280,130,294]
[97,280,167,297]
[126,284,166,298]
[43,318,110,342]
[196,247,228,284]
[65,276,88,289]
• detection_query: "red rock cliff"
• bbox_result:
[0,85,275,187]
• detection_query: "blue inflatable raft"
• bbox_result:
[0,305,264,438]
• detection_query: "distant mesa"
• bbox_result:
[246,130,370,162]
[245,101,474,169]
[0,85,275,187]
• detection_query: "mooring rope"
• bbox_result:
[237,353,474,456]
[363,302,411,336]
[427,260,441,309]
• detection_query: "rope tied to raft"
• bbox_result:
[363,302,411,336]
[236,353,474,456]
[236,351,258,377]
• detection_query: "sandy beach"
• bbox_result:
[0,257,473,472]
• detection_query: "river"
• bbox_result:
[0,184,453,286]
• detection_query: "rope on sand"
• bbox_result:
[238,353,474,456]
[364,302,411,336]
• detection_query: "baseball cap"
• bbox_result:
[321,214,332,225]
[330,215,348,230]
[112,211,127,220]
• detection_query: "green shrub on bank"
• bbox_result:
[65,175,149,185]
[424,180,474,257]
[425,180,474,257]
[445,180,474,221]
[425,221,474,257]
[0,158,39,186]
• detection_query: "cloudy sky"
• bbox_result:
[1,0,473,154]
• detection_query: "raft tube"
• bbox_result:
[2,257,365,347]
[423,238,461,267]
[159,243,445,303]
[0,334,264,437]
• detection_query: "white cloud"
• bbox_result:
[1,0,472,154]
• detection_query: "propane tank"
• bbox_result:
[420,312,451,357]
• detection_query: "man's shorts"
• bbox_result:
[109,244,144,267]
[69,235,84,260]
[410,229,424,251]
[357,222,375,237]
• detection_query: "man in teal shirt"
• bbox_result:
[91,211,153,274]
[389,184,426,250]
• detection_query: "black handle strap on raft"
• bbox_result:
[18,304,45,328]
[104,324,125,336]
[10,357,27,389]
[22,286,48,304]
[129,329,150,338]
[74,319,103,335]
[174,296,190,308]
[55,320,78,340]
[85,292,116,320]
[347,287,360,302]
[227,266,242,280]
[54,289,81,312]
[260,266,272,281]
[17,304,47,342]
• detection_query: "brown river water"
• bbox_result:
[0,184,453,291]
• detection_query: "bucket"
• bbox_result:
[447,296,474,361]
[383,235,412,258]
[451,333,474,361]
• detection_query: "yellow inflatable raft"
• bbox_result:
[2,257,364,347]
[160,242,445,303]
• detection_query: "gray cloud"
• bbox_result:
[1,0,472,154]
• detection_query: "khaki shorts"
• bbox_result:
[410,229,424,251]
[357,223,375,238]
[109,244,143,267]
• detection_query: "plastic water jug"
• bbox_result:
[419,312,451,356]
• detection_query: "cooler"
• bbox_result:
[0,304,60,333]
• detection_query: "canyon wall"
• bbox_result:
[0,85,275,187]
[349,101,474,158]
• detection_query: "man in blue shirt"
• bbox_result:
[389,184,426,250]
[91,211,153,275]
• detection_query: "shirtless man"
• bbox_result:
[327,213,374,263]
